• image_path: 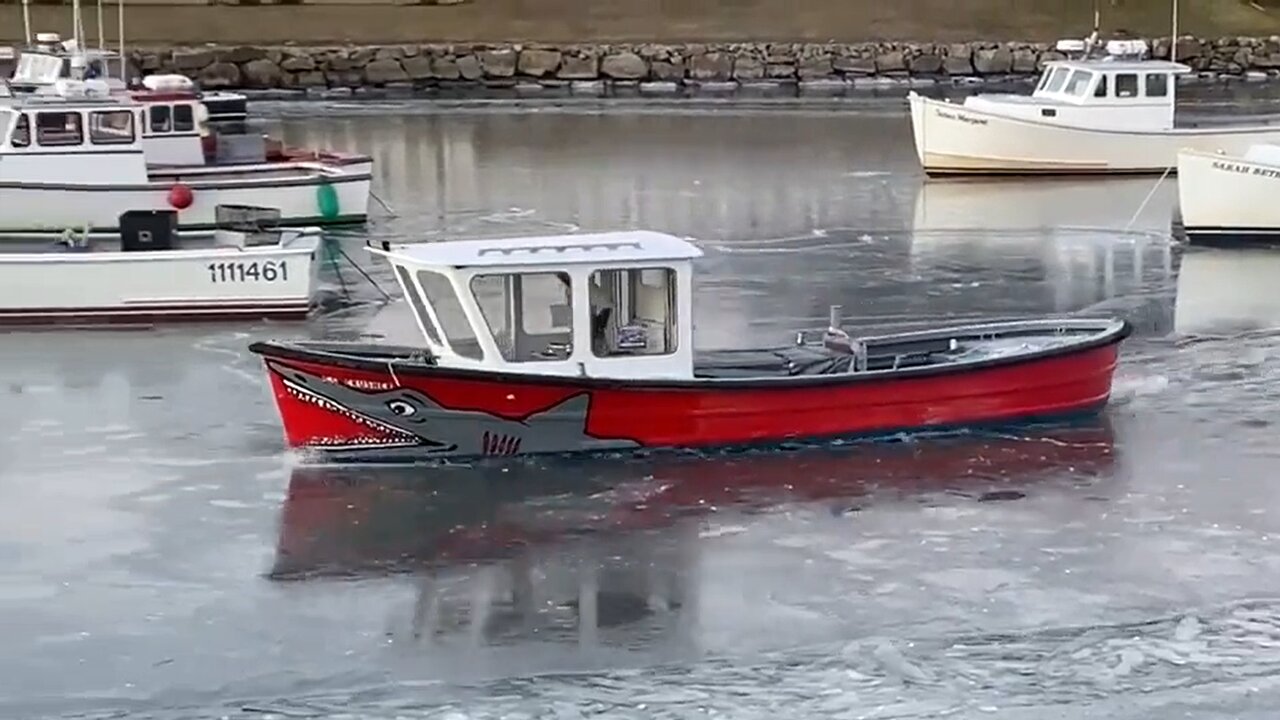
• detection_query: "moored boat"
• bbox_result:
[0,206,323,326]
[3,33,371,174]
[908,37,1280,176]
[248,230,1132,461]
[1176,145,1280,244]
[0,80,370,237]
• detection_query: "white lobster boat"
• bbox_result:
[0,79,370,238]
[0,207,322,326]
[907,37,1280,176]
[5,42,373,176]
[1176,144,1280,243]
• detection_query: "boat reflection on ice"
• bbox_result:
[269,422,1115,647]
[910,176,1177,236]
[1174,247,1280,336]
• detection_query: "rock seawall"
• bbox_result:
[135,38,1280,94]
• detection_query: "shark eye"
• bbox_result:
[386,400,416,417]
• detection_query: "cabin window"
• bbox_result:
[1145,73,1168,97]
[89,110,135,145]
[10,114,30,148]
[1063,70,1093,97]
[1115,73,1138,98]
[1093,74,1108,97]
[393,265,442,345]
[589,267,678,357]
[416,270,484,360]
[149,105,172,133]
[35,111,83,147]
[1035,69,1053,92]
[470,272,573,362]
[1044,67,1069,93]
[173,105,195,133]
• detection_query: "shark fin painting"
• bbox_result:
[262,359,642,459]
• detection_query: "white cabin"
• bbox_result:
[963,39,1191,131]
[0,82,150,184]
[5,52,217,167]
[371,231,703,380]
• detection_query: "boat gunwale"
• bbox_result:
[249,317,1133,391]
[0,171,373,193]
[909,92,1280,138]
[0,241,319,263]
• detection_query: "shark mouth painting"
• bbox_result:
[271,361,450,452]
[263,360,641,458]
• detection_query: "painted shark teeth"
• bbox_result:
[279,375,421,450]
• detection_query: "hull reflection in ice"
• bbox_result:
[910,177,1177,236]
[1174,247,1280,336]
[269,424,1115,646]
[272,423,1116,579]
[270,423,1114,646]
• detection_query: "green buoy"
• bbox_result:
[316,182,340,220]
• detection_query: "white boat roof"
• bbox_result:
[1044,59,1192,73]
[381,230,704,269]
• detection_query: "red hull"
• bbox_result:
[250,322,1128,460]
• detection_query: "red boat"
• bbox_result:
[248,231,1132,461]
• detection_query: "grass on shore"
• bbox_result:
[2,0,1278,45]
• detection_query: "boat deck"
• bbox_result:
[692,333,1085,378]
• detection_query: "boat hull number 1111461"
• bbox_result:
[207,260,290,283]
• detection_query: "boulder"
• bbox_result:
[601,52,647,79]
[517,49,562,77]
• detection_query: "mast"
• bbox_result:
[21,0,32,44]
[117,0,126,81]
[97,0,105,52]
[1170,0,1179,63]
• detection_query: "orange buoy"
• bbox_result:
[167,183,194,210]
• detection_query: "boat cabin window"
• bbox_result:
[1115,73,1138,98]
[392,265,442,345]
[89,110,135,145]
[589,267,677,357]
[470,271,574,362]
[1043,67,1070,93]
[7,113,29,148]
[1145,73,1168,97]
[416,270,484,360]
[1093,74,1108,97]
[35,111,83,146]
[173,104,195,133]
[149,105,171,133]
[1062,69,1093,97]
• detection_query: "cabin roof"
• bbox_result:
[382,230,705,269]
[1044,59,1192,74]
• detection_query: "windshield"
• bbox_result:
[1063,70,1094,96]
